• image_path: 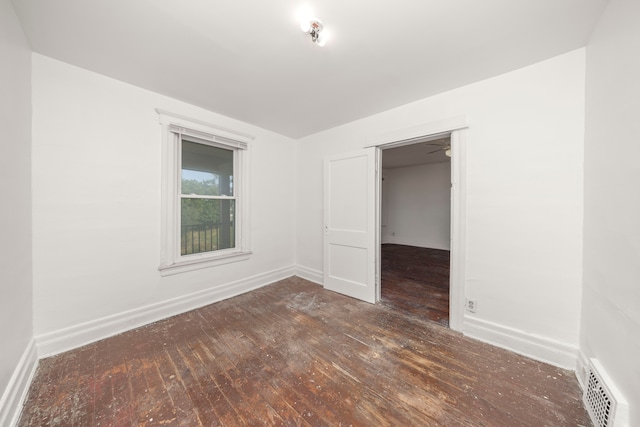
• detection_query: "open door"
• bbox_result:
[323,147,378,303]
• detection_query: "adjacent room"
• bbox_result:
[380,138,452,326]
[1,0,638,425]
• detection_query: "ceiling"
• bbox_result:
[382,138,450,169]
[12,0,608,139]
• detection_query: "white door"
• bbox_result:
[323,147,378,303]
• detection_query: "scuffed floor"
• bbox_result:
[19,277,592,426]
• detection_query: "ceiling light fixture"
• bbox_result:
[301,18,327,46]
[426,144,452,157]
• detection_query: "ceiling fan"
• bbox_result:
[425,141,452,157]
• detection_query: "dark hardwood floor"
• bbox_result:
[18,277,591,427]
[381,244,450,326]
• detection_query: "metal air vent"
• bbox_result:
[583,359,628,427]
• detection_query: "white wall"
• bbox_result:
[382,162,451,249]
[0,0,34,422]
[582,0,640,422]
[297,49,585,365]
[31,54,297,352]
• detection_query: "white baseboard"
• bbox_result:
[0,339,39,427]
[295,265,323,285]
[463,316,578,369]
[36,265,296,358]
[575,349,589,390]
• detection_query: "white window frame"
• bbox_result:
[157,110,253,275]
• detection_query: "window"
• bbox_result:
[181,140,236,255]
[157,110,253,275]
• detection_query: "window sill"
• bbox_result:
[158,250,252,276]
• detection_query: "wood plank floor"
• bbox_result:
[381,244,450,326]
[18,277,591,426]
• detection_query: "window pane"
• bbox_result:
[181,140,233,196]
[181,198,235,255]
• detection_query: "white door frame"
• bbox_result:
[367,116,468,332]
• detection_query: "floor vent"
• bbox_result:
[583,359,628,427]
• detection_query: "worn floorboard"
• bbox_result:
[380,244,450,326]
[18,277,591,426]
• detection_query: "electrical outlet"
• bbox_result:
[465,299,477,313]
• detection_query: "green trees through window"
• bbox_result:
[180,140,235,255]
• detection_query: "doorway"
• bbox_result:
[380,137,452,326]
[321,116,467,329]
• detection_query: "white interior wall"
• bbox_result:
[582,0,640,422]
[31,54,297,351]
[4,2,638,421]
[381,162,451,249]
[297,49,585,365]
[0,0,34,422]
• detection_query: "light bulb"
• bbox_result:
[445,148,452,157]
[297,5,313,32]
[316,31,328,47]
